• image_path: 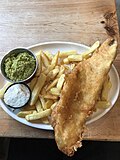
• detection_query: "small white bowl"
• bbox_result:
[3,83,32,109]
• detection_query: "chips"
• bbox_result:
[44,51,53,61]
[45,100,54,109]
[41,51,50,67]
[82,41,100,59]
[50,88,60,96]
[95,101,110,109]
[68,55,82,62]
[35,51,42,76]
[0,41,112,124]
[57,74,65,91]
[59,50,77,58]
[26,109,52,121]
[46,78,59,91]
[0,82,12,99]
[30,73,46,106]
[101,76,112,101]
[35,100,43,112]
[29,77,38,90]
[17,110,35,118]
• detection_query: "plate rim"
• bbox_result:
[27,41,90,50]
[0,41,120,130]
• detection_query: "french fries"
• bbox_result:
[47,68,59,80]
[50,88,60,96]
[39,97,46,110]
[17,110,35,118]
[44,51,53,61]
[30,73,46,106]
[51,102,58,110]
[57,74,65,91]
[41,51,50,67]
[0,41,112,124]
[46,78,59,91]
[59,50,77,58]
[63,58,69,64]
[21,105,36,111]
[69,64,76,70]
[45,100,54,109]
[42,94,58,100]
[68,55,82,62]
[57,66,65,77]
[35,100,43,112]
[95,101,110,109]
[0,82,12,99]
[35,51,42,76]
[49,51,59,71]
[82,41,100,59]
[101,76,112,101]
[25,109,52,121]
[29,77,38,90]
[40,117,49,124]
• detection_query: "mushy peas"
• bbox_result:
[4,52,36,81]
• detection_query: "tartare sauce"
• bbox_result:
[4,84,30,108]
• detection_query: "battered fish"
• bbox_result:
[51,39,117,156]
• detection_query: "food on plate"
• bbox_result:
[4,83,31,108]
[16,41,103,120]
[47,68,59,81]
[0,39,112,123]
[95,100,110,109]
[46,78,59,91]
[45,99,54,109]
[63,58,69,64]
[0,38,116,157]
[17,110,35,118]
[50,87,60,96]
[82,41,100,59]
[0,82,12,99]
[39,97,46,110]
[35,99,43,112]
[51,102,58,110]
[67,54,83,62]
[51,38,117,156]
[30,73,46,106]
[20,40,111,123]
[42,94,58,100]
[25,108,52,121]
[48,52,59,72]
[29,77,38,90]
[35,51,42,76]
[44,51,53,61]
[57,74,65,91]
[59,50,77,58]
[4,52,36,81]
[101,76,112,101]
[41,51,50,67]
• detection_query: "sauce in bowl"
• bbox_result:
[4,83,31,109]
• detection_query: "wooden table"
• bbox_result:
[0,0,120,140]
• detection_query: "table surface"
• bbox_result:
[0,0,120,140]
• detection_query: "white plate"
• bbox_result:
[0,41,119,130]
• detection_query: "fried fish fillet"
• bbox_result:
[51,39,117,156]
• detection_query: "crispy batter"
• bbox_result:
[51,39,117,156]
